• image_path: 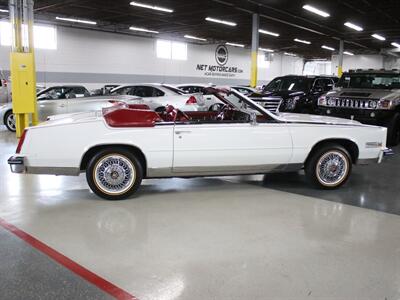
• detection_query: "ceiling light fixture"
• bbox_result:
[391,42,400,48]
[184,35,207,41]
[0,8,9,13]
[129,26,159,34]
[321,45,335,51]
[259,48,274,52]
[294,38,311,45]
[129,1,173,13]
[205,17,237,27]
[344,22,363,31]
[302,5,330,18]
[284,52,297,57]
[344,51,354,56]
[55,17,97,25]
[226,42,245,48]
[259,29,279,37]
[371,34,386,41]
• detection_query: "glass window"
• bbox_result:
[156,39,187,61]
[337,73,400,89]
[131,86,162,97]
[265,77,310,92]
[0,21,57,49]
[110,87,134,96]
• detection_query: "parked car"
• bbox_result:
[249,75,337,114]
[318,69,400,145]
[91,84,120,96]
[8,88,389,200]
[0,93,140,132]
[110,83,206,112]
[231,86,257,96]
[176,84,256,109]
[0,73,10,104]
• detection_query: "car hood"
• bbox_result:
[277,112,362,126]
[327,88,400,100]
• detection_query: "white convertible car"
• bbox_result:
[8,88,390,200]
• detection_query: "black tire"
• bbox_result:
[305,143,352,189]
[385,113,400,146]
[4,110,16,132]
[86,147,143,200]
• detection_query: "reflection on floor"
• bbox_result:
[1,127,400,300]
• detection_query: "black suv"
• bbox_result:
[249,75,337,114]
[318,69,400,145]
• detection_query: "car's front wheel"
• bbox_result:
[305,144,352,189]
[86,148,143,200]
[4,111,16,132]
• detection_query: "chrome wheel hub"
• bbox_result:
[317,151,348,186]
[94,155,135,195]
[6,114,16,131]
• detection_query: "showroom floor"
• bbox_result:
[1,127,400,300]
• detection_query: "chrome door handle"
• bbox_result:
[175,130,191,134]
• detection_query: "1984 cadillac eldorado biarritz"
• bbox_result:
[8,88,391,200]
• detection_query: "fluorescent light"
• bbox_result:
[226,42,244,48]
[294,38,311,45]
[259,47,274,52]
[344,22,363,31]
[321,45,335,51]
[0,9,9,13]
[55,17,96,25]
[284,52,297,57]
[130,1,173,13]
[302,5,330,18]
[259,29,279,37]
[184,35,207,41]
[344,51,354,56]
[129,26,159,34]
[205,17,236,27]
[371,34,386,41]
[391,42,400,48]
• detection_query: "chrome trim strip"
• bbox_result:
[147,163,303,178]
[26,166,81,176]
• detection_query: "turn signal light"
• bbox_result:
[16,129,28,154]
[186,96,197,105]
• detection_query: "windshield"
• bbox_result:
[264,77,311,92]
[337,73,400,89]
[162,85,186,95]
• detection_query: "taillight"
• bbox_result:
[3,80,7,87]
[16,129,28,154]
[186,96,197,105]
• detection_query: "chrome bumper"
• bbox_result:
[378,148,394,163]
[8,156,26,173]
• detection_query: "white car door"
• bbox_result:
[172,120,292,174]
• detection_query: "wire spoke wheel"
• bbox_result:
[6,113,16,131]
[93,154,136,196]
[316,150,349,187]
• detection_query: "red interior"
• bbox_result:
[104,109,162,127]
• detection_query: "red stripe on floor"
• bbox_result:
[0,217,138,300]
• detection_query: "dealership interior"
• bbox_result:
[1,1,400,299]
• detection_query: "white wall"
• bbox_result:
[0,26,304,89]
[331,54,384,73]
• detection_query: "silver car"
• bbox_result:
[0,89,140,132]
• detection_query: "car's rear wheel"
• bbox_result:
[4,111,16,132]
[305,144,352,189]
[86,148,143,200]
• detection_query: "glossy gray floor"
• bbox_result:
[1,127,400,300]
